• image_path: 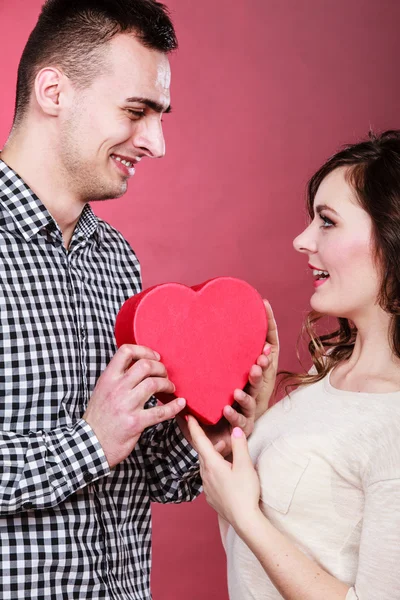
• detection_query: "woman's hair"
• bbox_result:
[14,0,177,128]
[280,129,400,392]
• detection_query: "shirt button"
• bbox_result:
[83,471,94,483]
[22,501,34,511]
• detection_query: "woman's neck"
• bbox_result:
[331,308,400,393]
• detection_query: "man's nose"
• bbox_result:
[132,117,165,159]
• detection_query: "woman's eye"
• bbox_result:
[319,214,334,228]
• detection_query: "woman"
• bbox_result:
[188,130,400,600]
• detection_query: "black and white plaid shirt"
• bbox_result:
[0,159,201,599]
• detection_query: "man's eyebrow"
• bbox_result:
[125,96,172,113]
[315,204,339,216]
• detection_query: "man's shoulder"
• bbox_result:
[95,216,126,238]
[95,217,136,254]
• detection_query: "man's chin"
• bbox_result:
[89,182,128,202]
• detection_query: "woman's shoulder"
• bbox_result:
[361,413,400,486]
[248,377,326,459]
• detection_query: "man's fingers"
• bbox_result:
[123,358,170,390]
[110,344,161,373]
[139,397,187,430]
[131,376,176,406]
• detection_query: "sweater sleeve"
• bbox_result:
[345,433,400,600]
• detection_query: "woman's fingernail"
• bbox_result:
[177,398,186,407]
[225,405,233,415]
[263,345,271,355]
[233,427,243,438]
[154,352,161,360]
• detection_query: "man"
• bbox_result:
[0,1,274,598]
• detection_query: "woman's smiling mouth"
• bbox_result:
[309,264,330,288]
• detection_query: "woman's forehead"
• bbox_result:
[313,167,360,212]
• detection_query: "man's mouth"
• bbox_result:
[110,153,137,177]
[111,154,135,168]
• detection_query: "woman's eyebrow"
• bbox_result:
[315,204,339,216]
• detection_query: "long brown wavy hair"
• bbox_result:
[280,130,400,393]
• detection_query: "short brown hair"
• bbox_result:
[14,0,178,127]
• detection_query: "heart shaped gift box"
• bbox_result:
[115,277,267,425]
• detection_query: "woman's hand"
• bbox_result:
[187,415,262,534]
[250,300,279,419]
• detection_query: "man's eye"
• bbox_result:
[127,109,144,119]
[320,214,335,228]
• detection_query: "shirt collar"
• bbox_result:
[0,159,99,242]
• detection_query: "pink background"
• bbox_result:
[1,1,399,597]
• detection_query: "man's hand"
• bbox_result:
[83,344,186,468]
[179,300,279,456]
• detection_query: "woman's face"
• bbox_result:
[293,167,381,320]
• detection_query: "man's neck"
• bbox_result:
[1,131,84,249]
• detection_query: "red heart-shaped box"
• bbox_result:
[115,277,267,425]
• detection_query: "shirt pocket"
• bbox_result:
[257,437,309,514]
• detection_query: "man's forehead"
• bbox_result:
[104,34,171,98]
[107,33,171,74]
[156,59,171,89]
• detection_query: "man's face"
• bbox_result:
[58,33,171,202]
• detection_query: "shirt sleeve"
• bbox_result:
[139,399,202,503]
[0,419,110,515]
[345,477,400,599]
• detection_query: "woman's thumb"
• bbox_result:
[231,427,252,469]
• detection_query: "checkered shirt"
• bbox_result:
[0,159,201,599]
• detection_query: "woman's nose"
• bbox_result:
[293,224,317,254]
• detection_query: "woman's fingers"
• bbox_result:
[264,300,279,351]
[230,427,253,470]
[187,415,222,461]
[223,403,248,430]
[233,388,256,416]
[213,440,227,454]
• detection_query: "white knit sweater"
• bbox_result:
[221,372,400,599]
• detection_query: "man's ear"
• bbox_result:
[34,67,71,117]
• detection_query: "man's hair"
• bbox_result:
[14,0,178,127]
